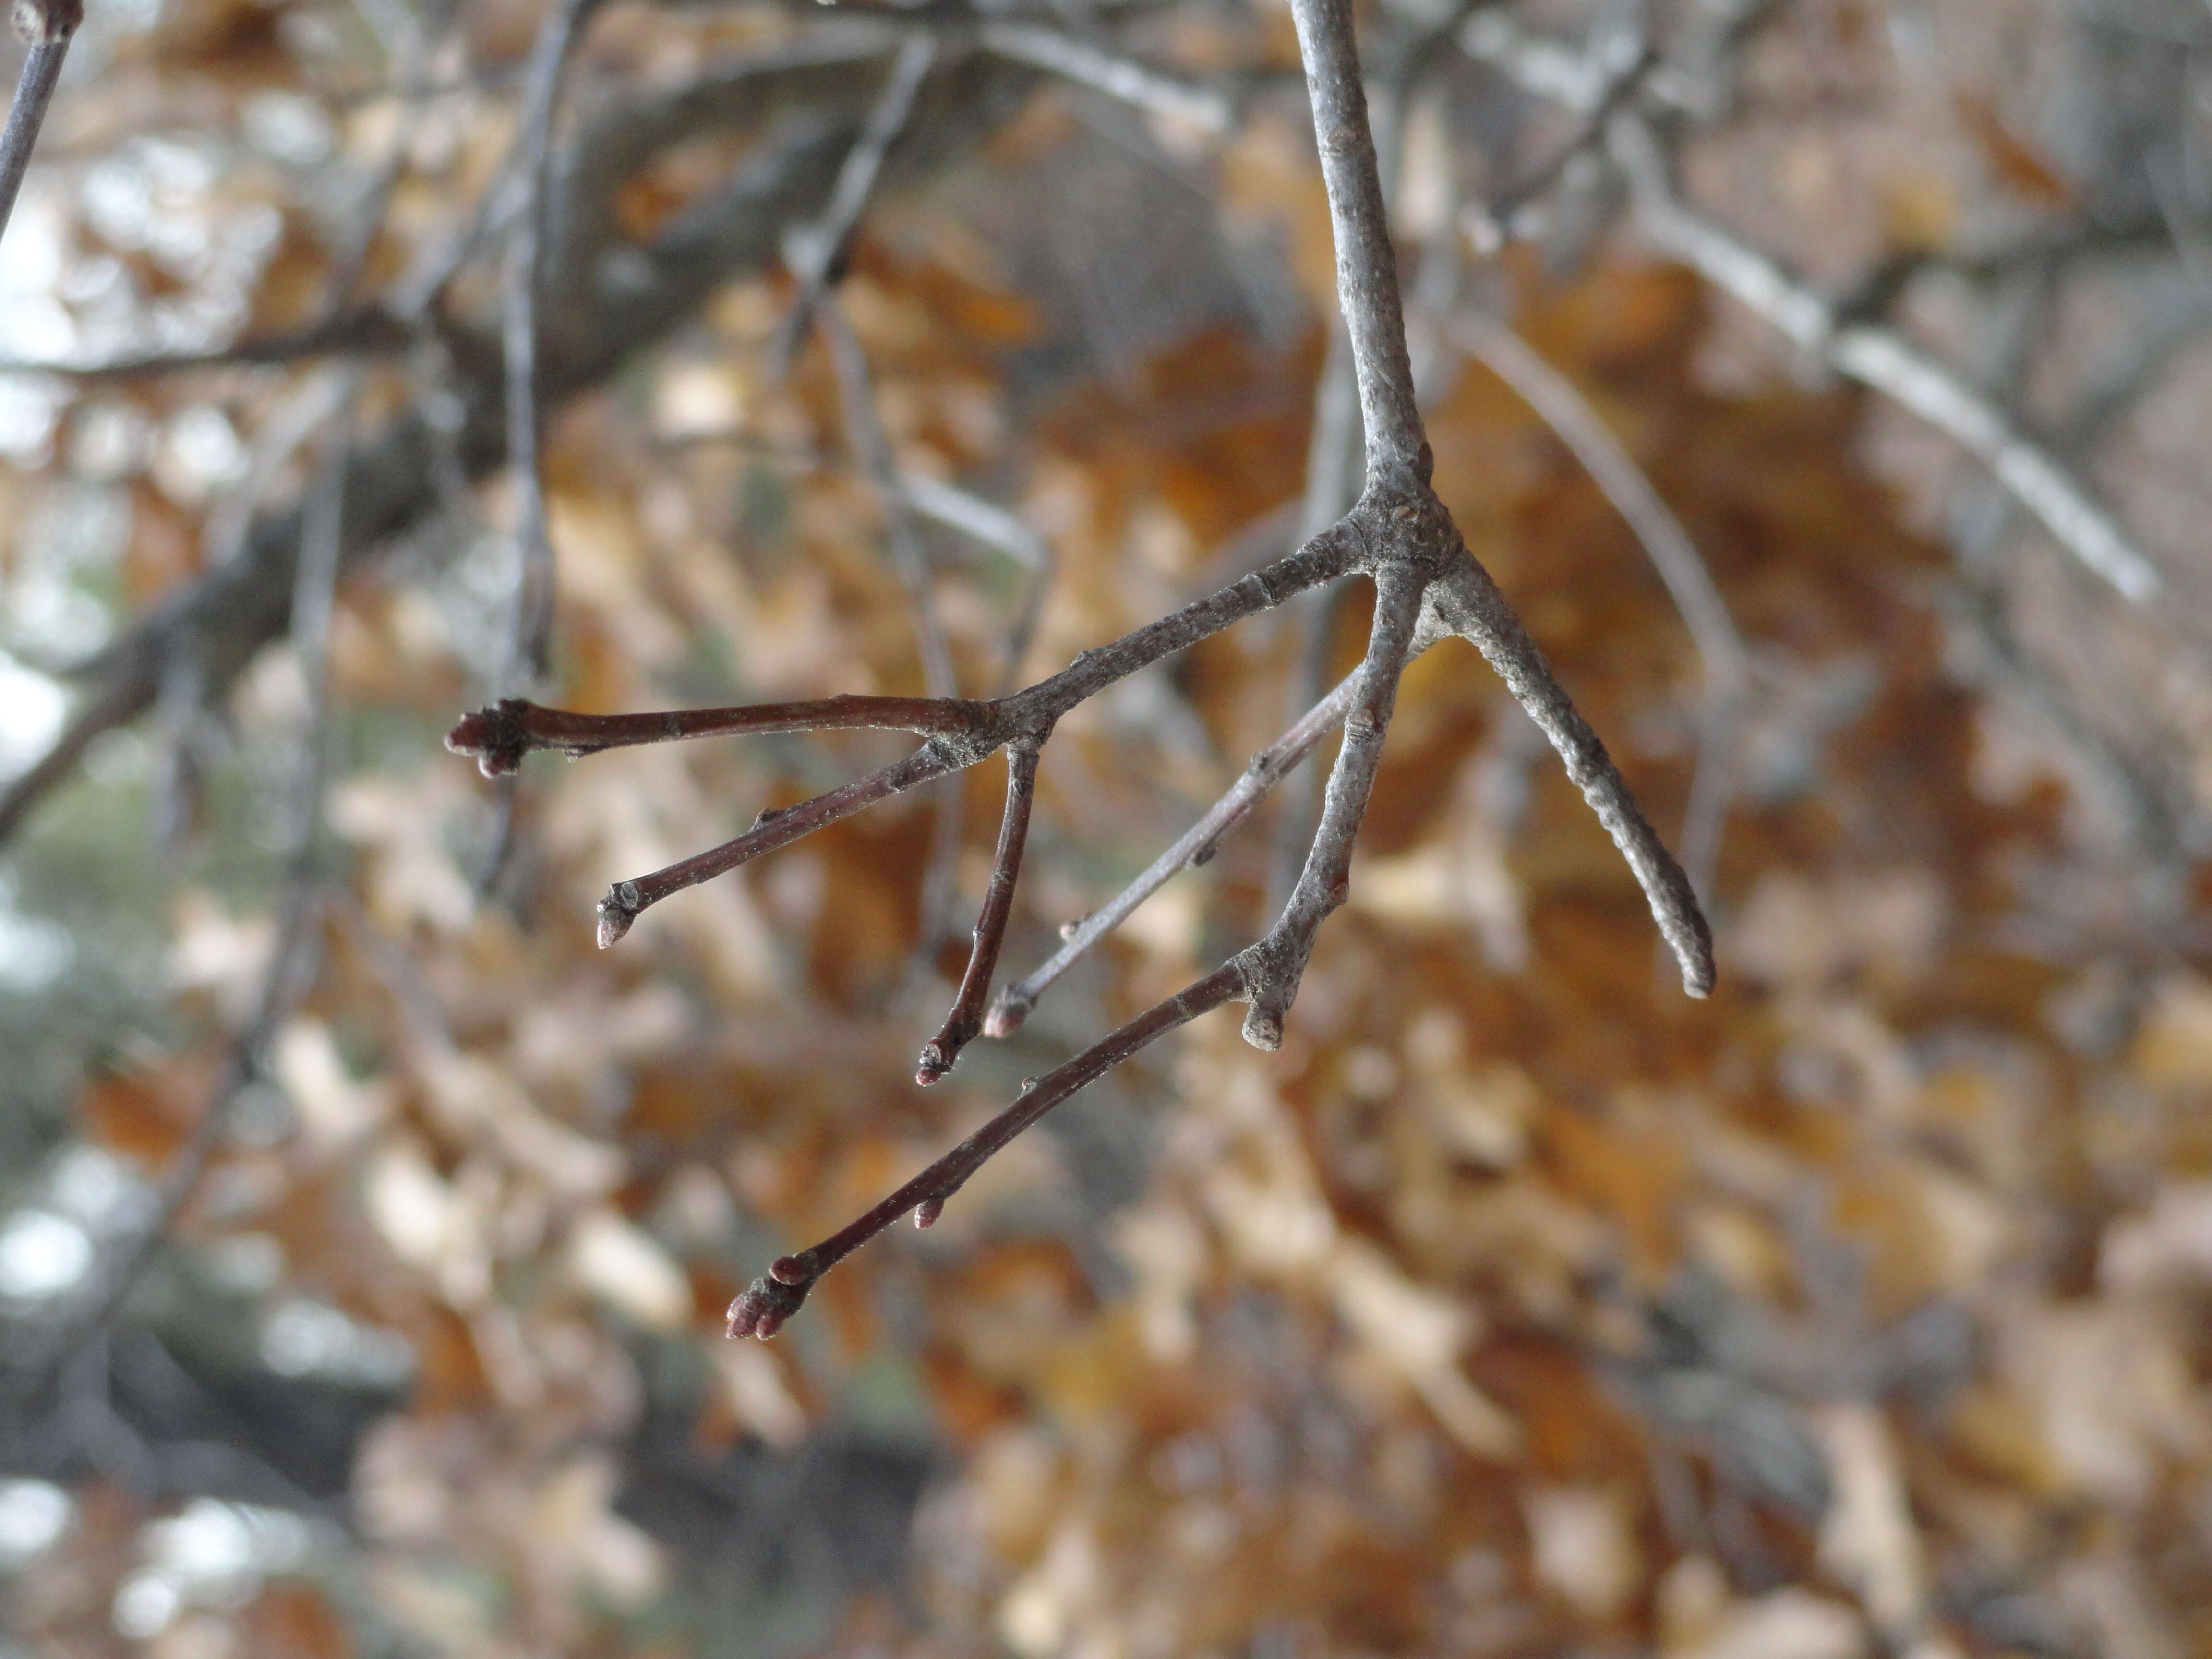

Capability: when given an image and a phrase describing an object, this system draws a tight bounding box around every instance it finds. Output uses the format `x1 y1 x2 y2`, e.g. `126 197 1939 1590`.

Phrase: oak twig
917 741 1041 1084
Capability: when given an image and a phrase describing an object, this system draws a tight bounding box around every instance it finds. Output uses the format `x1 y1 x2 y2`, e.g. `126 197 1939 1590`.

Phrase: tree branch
917 740 1041 1084
769 31 935 375
0 0 77 247
445 693 986 776
1605 114 2160 603
1454 310 1745 909
726 960 1246 1339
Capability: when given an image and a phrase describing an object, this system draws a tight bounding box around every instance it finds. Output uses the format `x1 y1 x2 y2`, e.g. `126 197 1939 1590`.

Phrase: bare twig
1238 563 1427 1047
0 0 78 248
818 291 966 962
503 0 606 688
975 21 1234 136
1424 552 1714 995
917 740 1041 1083
727 961 1247 1338
446 693 986 776
451 0 1711 1342
988 668 1361 1038
769 32 935 377
1606 114 2161 603
1454 310 1746 906
898 474 1057 692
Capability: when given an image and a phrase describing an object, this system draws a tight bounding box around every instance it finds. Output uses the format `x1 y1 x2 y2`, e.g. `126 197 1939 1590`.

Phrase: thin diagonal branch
975 21 1234 135
1465 40 1656 253
1607 113 2160 603
0 0 77 248
917 740 1041 1084
1454 310 1746 906
1425 553 1714 995
988 666 1360 1038
727 961 1246 1338
594 739 960 948
769 31 935 376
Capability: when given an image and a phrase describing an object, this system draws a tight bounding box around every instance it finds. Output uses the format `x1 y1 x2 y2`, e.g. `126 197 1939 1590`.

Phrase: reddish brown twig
917 740 1042 1084
444 693 986 777
727 961 1246 1338
594 740 962 948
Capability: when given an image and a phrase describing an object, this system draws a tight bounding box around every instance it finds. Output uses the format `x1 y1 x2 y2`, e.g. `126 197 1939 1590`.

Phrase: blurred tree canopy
5 0 2212 1656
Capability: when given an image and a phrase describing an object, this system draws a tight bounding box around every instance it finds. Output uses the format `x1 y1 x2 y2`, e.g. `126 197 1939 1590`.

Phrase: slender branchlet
0 0 79 248
918 740 1043 1085
445 694 988 777
1239 560 1428 1049
727 961 1246 1339
770 31 936 376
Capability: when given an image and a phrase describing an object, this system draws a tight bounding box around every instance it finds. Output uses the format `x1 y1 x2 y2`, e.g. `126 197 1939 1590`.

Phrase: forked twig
452 0 1713 1344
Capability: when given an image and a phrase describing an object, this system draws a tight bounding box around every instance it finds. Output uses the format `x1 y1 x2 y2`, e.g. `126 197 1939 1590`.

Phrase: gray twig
1454 310 1745 908
976 21 1234 135
1606 114 2160 603
503 0 606 689
769 31 935 377
0 0 77 248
